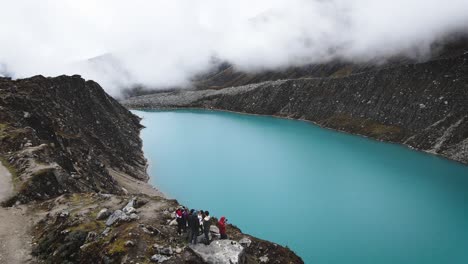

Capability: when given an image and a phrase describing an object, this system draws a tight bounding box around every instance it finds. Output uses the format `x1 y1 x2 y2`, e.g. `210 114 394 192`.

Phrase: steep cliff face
0 75 147 204
122 54 468 164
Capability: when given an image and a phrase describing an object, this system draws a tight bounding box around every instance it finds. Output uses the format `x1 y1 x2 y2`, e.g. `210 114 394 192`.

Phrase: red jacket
176 209 183 218
218 216 226 234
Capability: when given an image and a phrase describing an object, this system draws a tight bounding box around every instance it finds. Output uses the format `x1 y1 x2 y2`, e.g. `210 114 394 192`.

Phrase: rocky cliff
0 75 147 204
0 75 303 264
122 53 468 165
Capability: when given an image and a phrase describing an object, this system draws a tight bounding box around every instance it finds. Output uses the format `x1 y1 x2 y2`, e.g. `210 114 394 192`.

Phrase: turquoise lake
133 109 468 264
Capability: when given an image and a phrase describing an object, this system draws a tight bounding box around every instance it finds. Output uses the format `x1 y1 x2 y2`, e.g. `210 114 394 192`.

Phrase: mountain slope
122 53 468 165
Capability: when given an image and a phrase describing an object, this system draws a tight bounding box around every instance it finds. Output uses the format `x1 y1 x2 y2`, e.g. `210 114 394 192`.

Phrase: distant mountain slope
122 36 468 98
122 51 468 165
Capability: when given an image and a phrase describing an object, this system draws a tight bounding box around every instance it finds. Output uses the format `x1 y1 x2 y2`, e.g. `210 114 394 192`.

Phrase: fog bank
1 0 467 96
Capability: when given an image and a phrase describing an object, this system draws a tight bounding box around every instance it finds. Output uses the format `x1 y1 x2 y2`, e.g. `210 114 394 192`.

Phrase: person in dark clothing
203 211 211 245
218 216 228 239
181 207 188 233
175 208 183 235
189 210 200 244
187 209 194 242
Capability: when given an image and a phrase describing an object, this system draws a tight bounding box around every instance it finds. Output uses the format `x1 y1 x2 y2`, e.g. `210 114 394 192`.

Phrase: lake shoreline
131 107 468 168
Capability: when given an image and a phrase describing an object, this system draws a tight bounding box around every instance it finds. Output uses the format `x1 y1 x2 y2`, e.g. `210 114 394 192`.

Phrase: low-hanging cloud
1 0 468 96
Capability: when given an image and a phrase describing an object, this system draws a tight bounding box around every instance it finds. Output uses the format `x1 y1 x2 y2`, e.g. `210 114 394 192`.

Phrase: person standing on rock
182 207 188 233
203 211 211 245
218 216 228 239
187 209 194 242
189 210 200 244
198 210 205 234
175 207 183 235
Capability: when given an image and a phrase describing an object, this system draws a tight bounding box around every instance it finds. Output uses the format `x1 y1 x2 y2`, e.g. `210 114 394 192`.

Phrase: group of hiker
175 207 228 245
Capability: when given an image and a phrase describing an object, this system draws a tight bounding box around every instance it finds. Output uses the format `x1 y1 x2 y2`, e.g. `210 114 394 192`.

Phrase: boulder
122 198 135 212
96 208 111 220
190 240 245 264
210 225 220 234
259 255 269 263
123 206 136 214
238 237 252 248
144 225 161 235
105 210 129 226
159 246 173 256
150 254 171 263
168 219 177 226
129 213 140 220
134 198 148 208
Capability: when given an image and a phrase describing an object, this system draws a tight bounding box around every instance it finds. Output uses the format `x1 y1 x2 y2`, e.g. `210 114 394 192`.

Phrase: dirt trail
0 161 33 264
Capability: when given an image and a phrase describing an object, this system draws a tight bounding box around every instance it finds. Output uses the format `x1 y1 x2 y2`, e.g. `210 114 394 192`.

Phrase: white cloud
1 0 467 96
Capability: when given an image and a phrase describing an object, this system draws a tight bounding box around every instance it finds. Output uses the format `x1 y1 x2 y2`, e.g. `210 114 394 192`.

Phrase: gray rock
141 227 153 234
58 210 70 218
168 219 177 226
125 240 135 247
158 246 173 256
150 254 171 263
123 206 136 214
152 243 162 249
190 240 245 264
259 255 269 263
129 213 140 220
238 237 252 248
96 208 111 220
122 198 135 211
175 247 182 254
85 232 97 243
102 227 111 236
210 225 220 234
105 210 129 226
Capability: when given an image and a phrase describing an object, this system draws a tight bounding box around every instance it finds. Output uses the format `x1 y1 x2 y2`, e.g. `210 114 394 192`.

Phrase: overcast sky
1 0 468 96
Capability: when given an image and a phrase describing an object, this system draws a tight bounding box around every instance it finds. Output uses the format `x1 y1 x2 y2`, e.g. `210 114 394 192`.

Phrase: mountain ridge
122 52 468 165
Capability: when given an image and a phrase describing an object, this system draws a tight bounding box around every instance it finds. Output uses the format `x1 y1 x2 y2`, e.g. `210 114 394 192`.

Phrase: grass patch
0 123 8 139
105 223 134 256
323 114 402 139
0 123 29 141
0 156 21 188
331 66 353 78
107 238 128 255
69 220 105 232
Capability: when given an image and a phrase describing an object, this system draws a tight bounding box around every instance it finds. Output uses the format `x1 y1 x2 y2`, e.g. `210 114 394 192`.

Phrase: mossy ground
323 114 403 140
0 155 20 189
331 66 354 77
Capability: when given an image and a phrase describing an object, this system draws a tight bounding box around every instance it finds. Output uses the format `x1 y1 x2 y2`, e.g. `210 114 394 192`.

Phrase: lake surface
134 109 468 264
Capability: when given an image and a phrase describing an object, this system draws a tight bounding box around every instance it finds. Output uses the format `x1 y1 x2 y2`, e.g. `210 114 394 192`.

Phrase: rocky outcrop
122 53 468 165
0 75 147 204
190 240 245 264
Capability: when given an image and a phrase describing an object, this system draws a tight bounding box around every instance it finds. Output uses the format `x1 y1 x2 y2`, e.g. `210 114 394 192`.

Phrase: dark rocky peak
0 75 147 204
